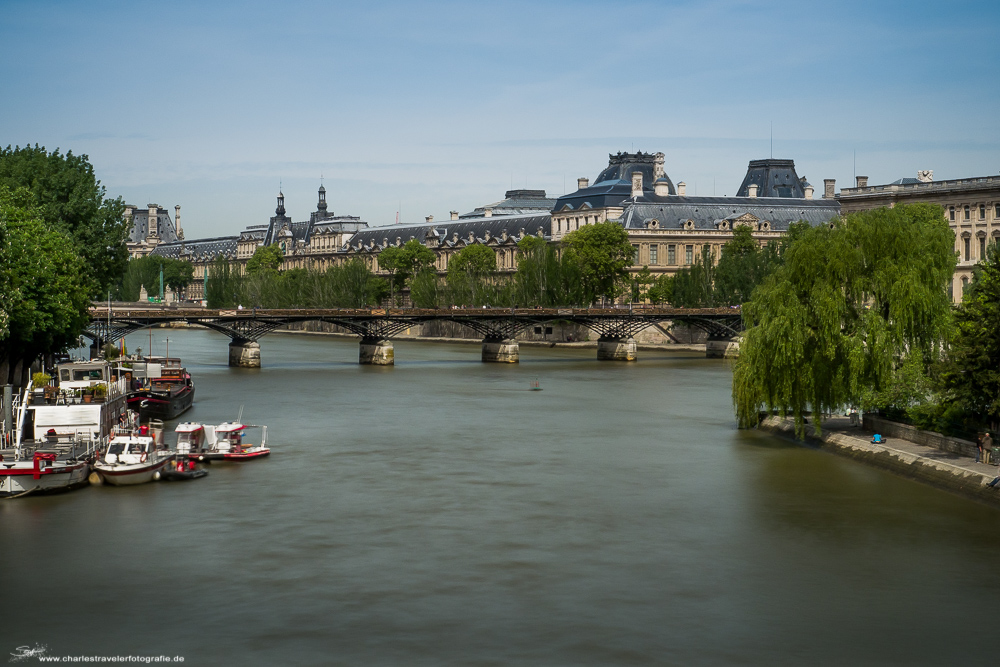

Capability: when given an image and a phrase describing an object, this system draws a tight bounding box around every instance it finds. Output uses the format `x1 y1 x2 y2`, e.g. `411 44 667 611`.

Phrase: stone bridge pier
596 336 637 361
706 336 740 359
359 337 394 365
481 337 519 363
228 340 261 368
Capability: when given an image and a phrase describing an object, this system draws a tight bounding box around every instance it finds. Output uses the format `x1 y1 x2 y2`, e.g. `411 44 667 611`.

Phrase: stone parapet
863 415 978 459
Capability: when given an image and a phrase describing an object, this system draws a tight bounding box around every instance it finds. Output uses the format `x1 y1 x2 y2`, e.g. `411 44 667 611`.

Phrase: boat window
73 369 104 381
108 443 125 455
129 442 145 454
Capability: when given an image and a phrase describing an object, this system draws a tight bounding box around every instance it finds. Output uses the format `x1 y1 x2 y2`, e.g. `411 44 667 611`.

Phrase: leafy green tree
561 221 634 304
0 187 91 387
331 258 388 308
713 226 784 306
937 241 1000 431
671 246 716 307
646 274 673 305
116 255 194 301
246 244 284 276
630 266 654 302
205 256 240 308
732 204 956 437
379 240 436 304
0 145 128 296
447 244 497 305
410 267 444 308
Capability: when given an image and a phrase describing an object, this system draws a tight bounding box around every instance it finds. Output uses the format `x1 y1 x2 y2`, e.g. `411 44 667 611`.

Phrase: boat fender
140 451 148 463
88 472 102 486
152 471 160 482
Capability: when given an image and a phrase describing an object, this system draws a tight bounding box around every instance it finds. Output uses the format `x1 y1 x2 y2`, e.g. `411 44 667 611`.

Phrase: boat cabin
56 361 112 390
174 423 217 454
214 423 246 453
104 435 155 465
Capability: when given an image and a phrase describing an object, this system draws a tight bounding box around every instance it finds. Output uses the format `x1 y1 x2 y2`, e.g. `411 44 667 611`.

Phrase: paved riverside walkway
759 415 1000 507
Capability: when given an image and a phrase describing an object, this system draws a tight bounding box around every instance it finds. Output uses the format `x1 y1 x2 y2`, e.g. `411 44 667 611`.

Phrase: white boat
93 434 173 486
175 421 270 462
0 363 126 498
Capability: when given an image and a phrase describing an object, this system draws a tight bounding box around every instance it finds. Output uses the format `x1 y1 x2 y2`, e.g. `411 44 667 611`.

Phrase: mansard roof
127 206 181 245
460 189 557 218
553 151 676 212
149 236 238 261
621 196 840 231
345 213 550 252
735 159 810 198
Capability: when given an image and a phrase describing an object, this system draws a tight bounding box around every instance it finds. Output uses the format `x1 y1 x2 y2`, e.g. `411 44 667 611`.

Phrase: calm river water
4 329 1000 665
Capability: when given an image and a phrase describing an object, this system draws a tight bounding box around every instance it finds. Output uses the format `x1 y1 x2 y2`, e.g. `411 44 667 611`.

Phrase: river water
4 329 1000 665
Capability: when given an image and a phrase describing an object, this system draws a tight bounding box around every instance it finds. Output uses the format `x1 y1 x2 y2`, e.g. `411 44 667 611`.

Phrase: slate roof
149 236 239 261
621 196 840 231
127 207 180 245
460 189 557 218
735 159 810 198
345 213 550 252
553 152 676 212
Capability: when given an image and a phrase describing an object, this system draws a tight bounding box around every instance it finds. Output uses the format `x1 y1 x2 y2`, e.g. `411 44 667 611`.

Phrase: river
3 329 1000 665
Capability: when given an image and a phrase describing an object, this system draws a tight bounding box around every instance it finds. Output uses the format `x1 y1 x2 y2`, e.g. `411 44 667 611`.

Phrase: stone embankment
758 415 1000 508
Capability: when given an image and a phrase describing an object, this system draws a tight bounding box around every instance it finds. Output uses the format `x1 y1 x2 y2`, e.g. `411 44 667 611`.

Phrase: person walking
983 432 993 466
977 433 984 464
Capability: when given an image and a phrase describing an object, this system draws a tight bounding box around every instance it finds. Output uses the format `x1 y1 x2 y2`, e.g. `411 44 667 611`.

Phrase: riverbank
270 327 709 353
759 415 1000 508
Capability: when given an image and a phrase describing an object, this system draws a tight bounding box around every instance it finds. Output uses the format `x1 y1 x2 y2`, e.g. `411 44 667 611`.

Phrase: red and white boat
0 449 92 498
175 421 269 462
93 434 173 486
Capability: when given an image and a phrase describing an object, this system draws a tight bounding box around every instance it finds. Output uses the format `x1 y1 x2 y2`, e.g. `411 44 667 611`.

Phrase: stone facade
838 172 1000 302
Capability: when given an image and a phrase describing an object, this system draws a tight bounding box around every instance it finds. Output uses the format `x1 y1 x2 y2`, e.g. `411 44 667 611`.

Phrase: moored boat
126 357 195 421
174 420 269 462
160 458 208 481
93 434 173 486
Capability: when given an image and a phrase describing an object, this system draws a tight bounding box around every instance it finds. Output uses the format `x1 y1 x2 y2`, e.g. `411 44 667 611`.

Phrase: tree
732 204 956 437
937 241 1000 431
379 240 436 304
0 187 91 387
447 244 497 306
116 255 194 301
0 145 128 296
630 266 654 302
246 244 284 276
713 225 783 306
205 256 240 308
561 221 634 304
671 246 716 307
646 274 673 305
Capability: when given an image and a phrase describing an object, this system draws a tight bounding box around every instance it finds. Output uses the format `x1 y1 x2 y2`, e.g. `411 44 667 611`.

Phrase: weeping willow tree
732 203 956 437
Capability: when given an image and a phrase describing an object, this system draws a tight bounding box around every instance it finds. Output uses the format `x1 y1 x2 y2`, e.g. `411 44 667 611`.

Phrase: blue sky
2 0 998 237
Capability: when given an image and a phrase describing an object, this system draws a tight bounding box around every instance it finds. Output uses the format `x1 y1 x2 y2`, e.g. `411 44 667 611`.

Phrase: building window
981 205 987 220
962 275 969 297
650 245 658 265
965 205 971 220
964 236 971 261
980 236 987 260
632 244 640 265
995 204 1000 219
667 244 676 265
685 245 693 265
950 206 955 221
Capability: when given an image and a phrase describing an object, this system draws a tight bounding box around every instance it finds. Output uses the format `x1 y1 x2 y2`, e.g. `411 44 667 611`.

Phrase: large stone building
838 171 1000 301
134 155 841 303
125 203 183 258
552 152 840 278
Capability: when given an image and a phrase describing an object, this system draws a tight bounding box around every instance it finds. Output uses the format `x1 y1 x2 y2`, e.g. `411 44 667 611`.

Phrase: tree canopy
117 255 195 301
561 222 634 303
246 244 284 276
0 186 92 386
0 145 128 296
379 240 436 303
732 204 956 437
937 242 1000 431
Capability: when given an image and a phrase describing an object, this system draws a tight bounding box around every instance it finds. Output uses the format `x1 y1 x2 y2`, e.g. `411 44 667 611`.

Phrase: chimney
425 215 434 223
654 152 665 179
484 207 493 218
823 179 836 199
577 177 589 190
450 210 459 220
856 176 868 188
654 179 670 197
174 205 183 239
748 184 758 198
631 171 643 198
804 185 814 200
677 181 686 196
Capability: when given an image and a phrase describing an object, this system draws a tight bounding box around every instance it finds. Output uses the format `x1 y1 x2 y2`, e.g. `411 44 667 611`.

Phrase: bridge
85 306 743 367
